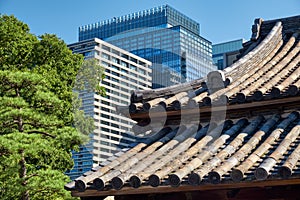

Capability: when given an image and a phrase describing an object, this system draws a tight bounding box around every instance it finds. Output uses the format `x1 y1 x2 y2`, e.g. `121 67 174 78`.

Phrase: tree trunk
19 149 29 200
16 87 24 132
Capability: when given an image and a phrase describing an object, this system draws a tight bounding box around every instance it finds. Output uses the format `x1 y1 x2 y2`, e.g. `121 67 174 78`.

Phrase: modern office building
78 5 216 88
66 38 152 179
212 39 244 70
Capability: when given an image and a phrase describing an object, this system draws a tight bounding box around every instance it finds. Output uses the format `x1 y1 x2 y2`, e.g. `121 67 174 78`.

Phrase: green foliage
0 71 64 134
31 34 83 125
28 170 75 200
74 58 106 96
0 15 38 71
73 109 95 138
0 14 100 199
0 145 75 200
72 58 107 143
71 92 95 139
0 70 79 199
71 58 106 139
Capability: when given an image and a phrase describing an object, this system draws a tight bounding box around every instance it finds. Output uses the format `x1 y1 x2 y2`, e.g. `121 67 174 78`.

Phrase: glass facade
66 136 93 180
79 5 199 41
212 39 244 70
66 38 152 179
79 5 215 88
66 92 94 180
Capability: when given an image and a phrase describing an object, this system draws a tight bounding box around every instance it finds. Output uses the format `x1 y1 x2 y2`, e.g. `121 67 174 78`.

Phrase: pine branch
0 149 10 157
1 120 18 128
0 85 17 94
22 121 63 129
25 173 39 180
26 130 56 138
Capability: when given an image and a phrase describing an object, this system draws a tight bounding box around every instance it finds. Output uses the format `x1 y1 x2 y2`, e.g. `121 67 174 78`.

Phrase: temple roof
65 15 300 198
66 112 300 197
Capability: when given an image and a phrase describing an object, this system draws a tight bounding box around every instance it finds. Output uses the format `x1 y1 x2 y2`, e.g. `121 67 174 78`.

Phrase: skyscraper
79 5 216 88
212 39 244 70
66 38 152 179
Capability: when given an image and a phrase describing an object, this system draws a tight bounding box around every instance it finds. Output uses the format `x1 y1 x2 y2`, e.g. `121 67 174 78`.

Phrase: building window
120 61 128 68
100 141 109 146
101 113 110 119
100 148 109 153
101 127 110 132
101 53 109 60
112 57 119 64
111 136 119 141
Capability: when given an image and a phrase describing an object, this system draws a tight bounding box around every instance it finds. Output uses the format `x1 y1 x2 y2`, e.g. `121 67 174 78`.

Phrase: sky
1 0 299 45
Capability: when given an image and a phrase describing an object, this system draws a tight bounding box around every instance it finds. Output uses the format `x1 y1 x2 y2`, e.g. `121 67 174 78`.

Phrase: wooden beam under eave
128 96 300 123
71 177 300 197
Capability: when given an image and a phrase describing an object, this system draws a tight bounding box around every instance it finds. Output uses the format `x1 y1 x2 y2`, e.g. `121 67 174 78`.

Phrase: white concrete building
67 38 151 177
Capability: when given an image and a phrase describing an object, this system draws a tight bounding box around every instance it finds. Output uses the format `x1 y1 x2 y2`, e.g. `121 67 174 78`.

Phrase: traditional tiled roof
65 15 300 198
66 112 300 196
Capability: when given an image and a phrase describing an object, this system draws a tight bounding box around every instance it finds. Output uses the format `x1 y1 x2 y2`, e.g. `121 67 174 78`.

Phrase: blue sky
1 0 299 44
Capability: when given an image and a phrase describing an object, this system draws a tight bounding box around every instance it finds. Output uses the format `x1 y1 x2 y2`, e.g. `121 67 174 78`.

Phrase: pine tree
0 15 103 199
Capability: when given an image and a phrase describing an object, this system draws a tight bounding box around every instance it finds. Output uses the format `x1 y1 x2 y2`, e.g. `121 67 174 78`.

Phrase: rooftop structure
79 5 200 40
